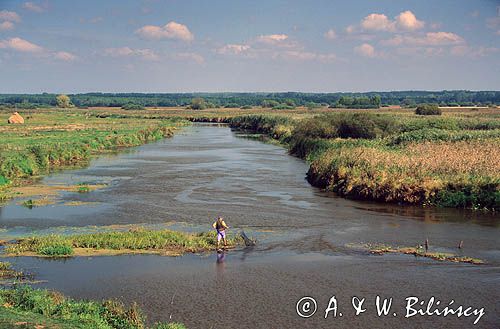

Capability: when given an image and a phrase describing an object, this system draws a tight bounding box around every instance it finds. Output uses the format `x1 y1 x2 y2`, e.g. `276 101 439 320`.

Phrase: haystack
7 112 24 124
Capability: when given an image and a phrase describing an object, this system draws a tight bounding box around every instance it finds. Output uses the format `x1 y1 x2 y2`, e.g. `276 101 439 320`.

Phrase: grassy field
0 286 185 329
0 108 188 201
4 228 242 257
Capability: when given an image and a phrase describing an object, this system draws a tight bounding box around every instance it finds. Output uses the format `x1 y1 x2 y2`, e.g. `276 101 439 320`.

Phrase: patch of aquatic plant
21 199 35 209
0 285 186 328
20 197 55 208
367 244 484 265
77 184 91 193
6 229 242 256
0 261 25 280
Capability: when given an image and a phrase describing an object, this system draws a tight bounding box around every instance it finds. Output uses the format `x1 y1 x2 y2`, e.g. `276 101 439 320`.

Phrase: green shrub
337 114 377 139
415 104 441 115
121 103 146 111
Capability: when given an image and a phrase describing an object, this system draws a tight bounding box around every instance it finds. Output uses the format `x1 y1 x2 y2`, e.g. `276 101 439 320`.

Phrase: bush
337 114 377 139
292 113 397 140
121 103 145 111
415 104 441 115
189 97 206 110
240 105 252 109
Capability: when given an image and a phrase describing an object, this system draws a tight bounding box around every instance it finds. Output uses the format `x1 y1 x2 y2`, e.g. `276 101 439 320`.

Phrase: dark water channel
1 124 499 328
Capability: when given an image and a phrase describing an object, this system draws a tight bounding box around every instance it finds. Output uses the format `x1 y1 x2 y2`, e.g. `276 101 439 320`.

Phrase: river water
1 124 499 328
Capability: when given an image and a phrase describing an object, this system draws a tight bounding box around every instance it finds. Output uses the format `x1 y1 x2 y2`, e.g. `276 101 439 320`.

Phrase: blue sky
0 0 499 93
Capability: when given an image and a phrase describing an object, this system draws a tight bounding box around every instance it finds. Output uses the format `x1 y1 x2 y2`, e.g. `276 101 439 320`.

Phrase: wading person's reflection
216 250 226 277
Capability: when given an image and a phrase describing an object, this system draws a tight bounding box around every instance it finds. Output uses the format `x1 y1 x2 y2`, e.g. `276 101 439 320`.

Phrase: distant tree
189 97 207 110
121 103 145 110
415 104 442 115
56 94 73 108
284 99 296 107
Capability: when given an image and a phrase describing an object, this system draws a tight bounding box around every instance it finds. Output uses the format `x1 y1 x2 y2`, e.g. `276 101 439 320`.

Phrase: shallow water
1 124 499 328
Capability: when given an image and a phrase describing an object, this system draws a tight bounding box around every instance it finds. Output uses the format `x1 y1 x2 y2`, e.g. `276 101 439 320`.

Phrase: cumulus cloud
0 37 43 52
361 13 394 32
103 47 160 61
54 51 77 61
396 11 425 31
358 10 424 33
0 10 21 23
354 43 376 57
381 32 464 46
0 21 14 31
135 21 194 41
324 29 337 40
216 44 251 55
23 2 47 13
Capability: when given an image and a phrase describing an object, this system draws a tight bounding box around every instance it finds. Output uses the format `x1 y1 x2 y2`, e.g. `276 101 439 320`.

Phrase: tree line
0 91 498 109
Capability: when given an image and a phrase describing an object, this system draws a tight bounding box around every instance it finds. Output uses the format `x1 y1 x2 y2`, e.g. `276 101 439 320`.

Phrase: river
1 124 499 328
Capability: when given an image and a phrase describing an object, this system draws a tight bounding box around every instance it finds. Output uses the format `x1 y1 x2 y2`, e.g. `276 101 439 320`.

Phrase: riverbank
227 110 500 210
0 108 188 202
0 286 185 329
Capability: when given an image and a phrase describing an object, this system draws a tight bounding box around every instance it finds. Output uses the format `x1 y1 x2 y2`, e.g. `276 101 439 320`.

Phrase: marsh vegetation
229 108 500 210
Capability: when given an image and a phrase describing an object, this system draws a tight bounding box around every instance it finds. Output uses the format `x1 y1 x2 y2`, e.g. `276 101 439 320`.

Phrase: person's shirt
213 219 228 231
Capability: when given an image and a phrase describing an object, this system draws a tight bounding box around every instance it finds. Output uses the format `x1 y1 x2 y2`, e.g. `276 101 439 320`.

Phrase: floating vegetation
364 243 484 265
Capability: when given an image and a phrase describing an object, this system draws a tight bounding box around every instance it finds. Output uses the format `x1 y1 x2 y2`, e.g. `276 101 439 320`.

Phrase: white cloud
354 43 376 57
256 34 288 44
324 29 337 40
0 21 14 31
216 44 251 55
382 32 465 46
275 50 336 63
54 51 77 61
358 10 424 33
361 13 395 32
395 10 424 31
0 37 43 52
23 2 46 13
103 47 160 61
135 21 194 41
0 10 21 23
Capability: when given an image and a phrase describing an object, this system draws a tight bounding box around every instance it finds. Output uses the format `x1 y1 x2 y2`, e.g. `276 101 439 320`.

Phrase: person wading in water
212 216 229 251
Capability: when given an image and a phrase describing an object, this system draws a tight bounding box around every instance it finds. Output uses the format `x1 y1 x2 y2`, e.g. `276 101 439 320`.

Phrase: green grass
0 286 186 329
0 109 186 191
5 229 242 256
